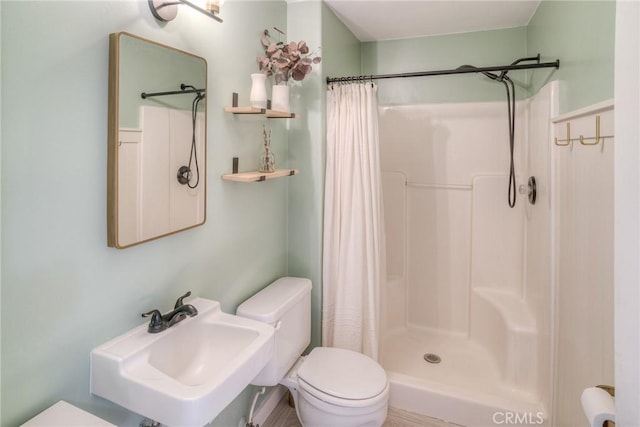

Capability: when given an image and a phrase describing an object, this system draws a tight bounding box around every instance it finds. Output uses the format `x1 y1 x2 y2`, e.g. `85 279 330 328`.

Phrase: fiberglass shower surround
327 54 559 208
377 82 559 427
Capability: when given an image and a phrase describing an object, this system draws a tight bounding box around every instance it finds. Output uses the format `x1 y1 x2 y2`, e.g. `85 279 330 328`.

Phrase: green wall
1 1 289 425
286 0 324 351
322 3 362 85
527 0 615 114
0 0 3 415
286 0 362 350
361 27 529 105
361 0 615 113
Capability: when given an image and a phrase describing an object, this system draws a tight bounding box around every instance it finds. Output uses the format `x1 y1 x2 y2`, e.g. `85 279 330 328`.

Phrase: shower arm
497 54 541 81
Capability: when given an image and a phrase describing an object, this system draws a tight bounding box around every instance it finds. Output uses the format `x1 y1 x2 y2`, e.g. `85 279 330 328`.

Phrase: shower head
496 54 541 82
457 55 541 84
484 71 501 81
456 65 501 82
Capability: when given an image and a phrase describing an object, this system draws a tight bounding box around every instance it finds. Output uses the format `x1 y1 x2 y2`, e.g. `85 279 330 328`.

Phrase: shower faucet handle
174 291 192 309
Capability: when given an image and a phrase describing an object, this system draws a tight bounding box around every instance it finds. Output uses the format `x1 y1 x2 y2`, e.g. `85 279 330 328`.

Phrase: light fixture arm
179 0 223 22
148 0 223 23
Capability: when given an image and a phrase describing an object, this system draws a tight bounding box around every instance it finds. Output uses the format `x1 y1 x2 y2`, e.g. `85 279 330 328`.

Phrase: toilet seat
296 347 388 408
298 377 390 409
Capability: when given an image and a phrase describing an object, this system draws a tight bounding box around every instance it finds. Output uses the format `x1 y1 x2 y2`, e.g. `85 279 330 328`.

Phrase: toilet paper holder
596 385 615 427
596 385 615 397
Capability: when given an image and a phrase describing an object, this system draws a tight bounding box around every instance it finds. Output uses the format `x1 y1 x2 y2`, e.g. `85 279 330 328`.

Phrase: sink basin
90 297 274 426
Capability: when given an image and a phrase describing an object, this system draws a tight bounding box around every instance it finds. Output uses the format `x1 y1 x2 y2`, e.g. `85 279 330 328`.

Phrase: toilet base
283 384 389 427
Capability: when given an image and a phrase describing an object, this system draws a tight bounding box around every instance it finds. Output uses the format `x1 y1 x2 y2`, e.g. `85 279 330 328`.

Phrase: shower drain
423 353 441 364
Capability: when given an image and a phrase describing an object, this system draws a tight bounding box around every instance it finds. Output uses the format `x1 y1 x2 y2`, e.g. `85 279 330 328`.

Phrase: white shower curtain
322 83 385 360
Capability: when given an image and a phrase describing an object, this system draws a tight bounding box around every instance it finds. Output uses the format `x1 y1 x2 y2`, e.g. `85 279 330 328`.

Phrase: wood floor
261 393 461 427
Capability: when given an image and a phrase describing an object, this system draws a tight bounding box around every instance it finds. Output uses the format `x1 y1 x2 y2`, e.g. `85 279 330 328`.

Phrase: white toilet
237 277 389 427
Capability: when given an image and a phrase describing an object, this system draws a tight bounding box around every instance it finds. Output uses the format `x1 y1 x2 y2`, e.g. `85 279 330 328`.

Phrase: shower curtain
322 83 385 360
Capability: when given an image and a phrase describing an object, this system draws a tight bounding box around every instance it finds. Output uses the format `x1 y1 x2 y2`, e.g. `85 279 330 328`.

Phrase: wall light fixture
148 0 223 23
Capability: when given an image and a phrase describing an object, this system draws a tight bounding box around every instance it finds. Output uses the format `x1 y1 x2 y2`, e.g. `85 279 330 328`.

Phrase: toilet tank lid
236 277 312 324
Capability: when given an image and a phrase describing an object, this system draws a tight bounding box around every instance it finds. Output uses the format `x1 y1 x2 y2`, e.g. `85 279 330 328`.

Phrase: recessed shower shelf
224 93 296 119
222 169 299 183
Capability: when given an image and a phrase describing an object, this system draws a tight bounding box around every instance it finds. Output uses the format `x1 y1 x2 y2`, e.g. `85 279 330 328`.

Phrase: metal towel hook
555 122 571 147
580 115 601 146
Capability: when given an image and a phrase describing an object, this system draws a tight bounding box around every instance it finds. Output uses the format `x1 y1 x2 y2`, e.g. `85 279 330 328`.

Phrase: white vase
249 73 267 109
271 84 290 113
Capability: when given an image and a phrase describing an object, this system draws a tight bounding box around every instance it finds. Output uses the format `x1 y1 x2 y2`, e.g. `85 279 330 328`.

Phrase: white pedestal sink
90 297 274 426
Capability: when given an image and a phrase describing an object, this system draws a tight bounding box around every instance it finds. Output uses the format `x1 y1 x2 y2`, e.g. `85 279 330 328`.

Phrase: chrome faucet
142 291 199 333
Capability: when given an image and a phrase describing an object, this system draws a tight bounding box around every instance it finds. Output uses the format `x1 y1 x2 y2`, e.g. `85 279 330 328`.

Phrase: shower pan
378 82 558 427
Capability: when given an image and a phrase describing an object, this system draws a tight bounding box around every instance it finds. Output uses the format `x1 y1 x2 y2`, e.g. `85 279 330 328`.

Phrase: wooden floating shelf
266 110 296 119
224 106 296 119
225 92 296 118
224 106 266 114
222 169 299 183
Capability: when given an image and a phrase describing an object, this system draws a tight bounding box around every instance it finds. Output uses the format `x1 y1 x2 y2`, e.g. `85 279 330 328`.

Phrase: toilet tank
237 277 312 386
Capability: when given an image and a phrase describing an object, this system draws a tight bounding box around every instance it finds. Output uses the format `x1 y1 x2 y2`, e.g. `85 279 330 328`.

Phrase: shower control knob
528 176 537 205
177 166 192 185
518 177 537 205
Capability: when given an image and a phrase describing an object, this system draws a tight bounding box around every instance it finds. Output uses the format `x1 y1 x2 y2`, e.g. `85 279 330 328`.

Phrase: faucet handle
142 309 166 333
174 291 192 309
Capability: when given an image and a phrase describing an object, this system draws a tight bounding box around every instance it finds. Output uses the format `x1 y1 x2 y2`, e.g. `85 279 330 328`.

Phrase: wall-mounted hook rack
552 100 614 149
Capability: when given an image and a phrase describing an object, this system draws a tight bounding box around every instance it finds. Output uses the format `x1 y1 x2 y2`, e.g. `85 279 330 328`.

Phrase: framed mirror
107 32 207 248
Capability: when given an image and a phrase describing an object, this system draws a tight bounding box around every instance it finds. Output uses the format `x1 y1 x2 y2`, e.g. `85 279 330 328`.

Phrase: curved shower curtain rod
325 54 559 84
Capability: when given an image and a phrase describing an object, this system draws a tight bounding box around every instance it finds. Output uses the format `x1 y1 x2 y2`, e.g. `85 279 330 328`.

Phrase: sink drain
423 353 441 364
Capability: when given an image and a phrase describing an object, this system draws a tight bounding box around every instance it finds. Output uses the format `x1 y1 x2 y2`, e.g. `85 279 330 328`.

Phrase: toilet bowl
237 277 389 427
284 347 389 427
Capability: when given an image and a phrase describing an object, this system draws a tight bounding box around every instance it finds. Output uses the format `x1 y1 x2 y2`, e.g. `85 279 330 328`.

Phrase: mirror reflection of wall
108 32 207 248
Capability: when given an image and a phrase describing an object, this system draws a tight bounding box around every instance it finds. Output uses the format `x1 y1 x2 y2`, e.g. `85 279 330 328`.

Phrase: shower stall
378 82 558 427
